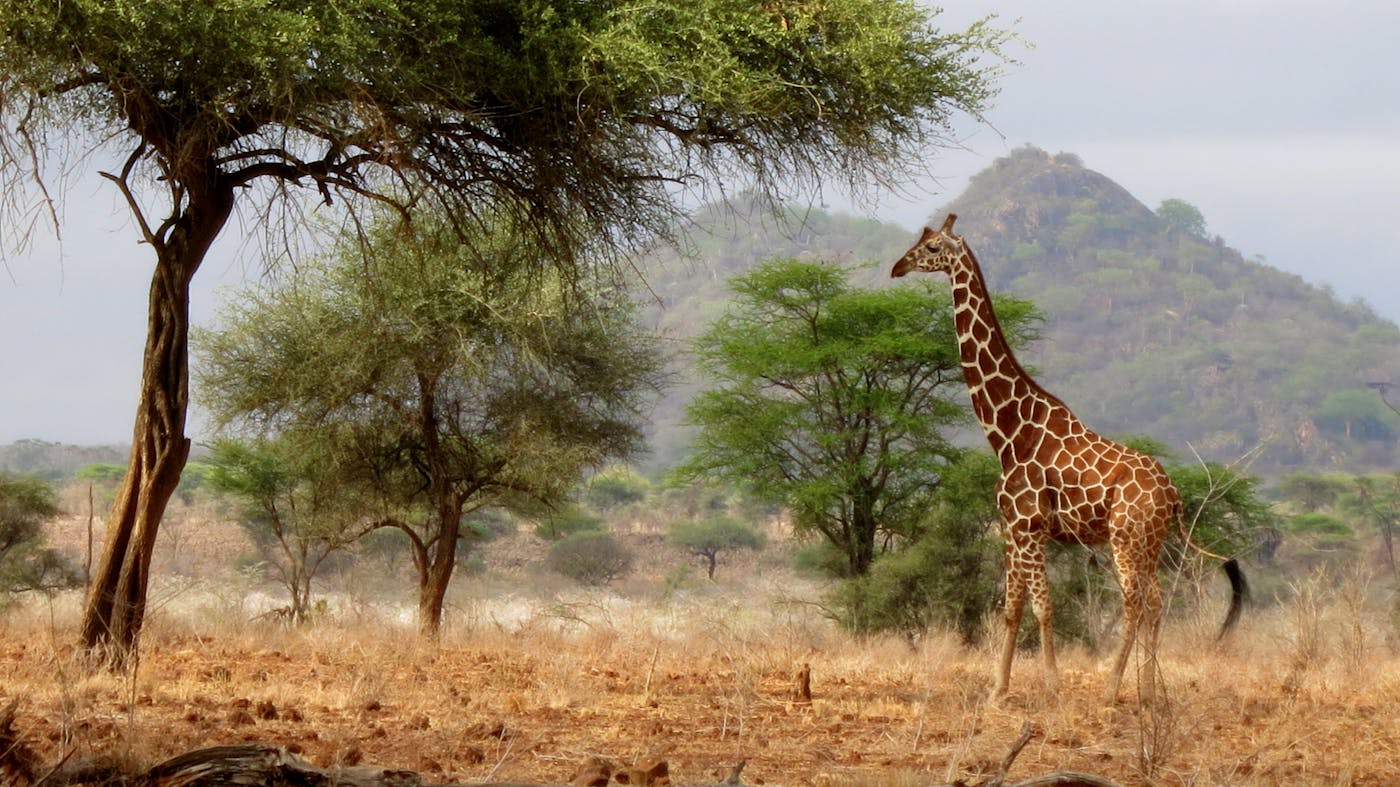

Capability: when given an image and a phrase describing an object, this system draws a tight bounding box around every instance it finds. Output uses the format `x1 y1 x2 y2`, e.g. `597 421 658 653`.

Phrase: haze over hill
641 147 1400 476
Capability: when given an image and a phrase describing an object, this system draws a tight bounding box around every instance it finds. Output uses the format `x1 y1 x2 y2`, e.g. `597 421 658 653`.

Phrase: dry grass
3 567 1399 787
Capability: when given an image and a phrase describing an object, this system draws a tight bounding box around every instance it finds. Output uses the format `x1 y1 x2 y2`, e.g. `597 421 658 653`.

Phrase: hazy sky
3 1 1399 445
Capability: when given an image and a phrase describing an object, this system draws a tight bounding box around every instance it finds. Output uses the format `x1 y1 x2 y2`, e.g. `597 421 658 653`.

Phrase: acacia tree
205 438 367 624
680 258 1038 576
197 215 666 635
0 1 1007 665
667 516 766 580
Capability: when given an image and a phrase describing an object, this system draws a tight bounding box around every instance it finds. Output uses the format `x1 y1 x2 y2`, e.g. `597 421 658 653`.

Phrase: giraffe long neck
947 250 1064 458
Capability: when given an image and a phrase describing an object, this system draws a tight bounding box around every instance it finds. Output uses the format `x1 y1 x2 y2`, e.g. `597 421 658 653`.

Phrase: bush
534 505 605 541
0 473 80 595
834 523 1000 644
585 467 651 511
546 530 633 586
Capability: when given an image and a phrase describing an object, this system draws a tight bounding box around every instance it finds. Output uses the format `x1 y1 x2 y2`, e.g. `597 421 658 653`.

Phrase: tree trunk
849 502 878 576
418 495 461 638
80 181 233 668
415 380 461 639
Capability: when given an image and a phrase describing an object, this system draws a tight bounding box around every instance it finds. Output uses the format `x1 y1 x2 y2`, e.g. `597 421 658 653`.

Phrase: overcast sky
3 1 1399 446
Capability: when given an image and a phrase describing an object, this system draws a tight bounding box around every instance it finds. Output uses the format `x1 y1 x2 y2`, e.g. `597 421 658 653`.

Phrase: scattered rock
571 754 614 786
617 756 669 786
463 720 507 740
337 744 363 767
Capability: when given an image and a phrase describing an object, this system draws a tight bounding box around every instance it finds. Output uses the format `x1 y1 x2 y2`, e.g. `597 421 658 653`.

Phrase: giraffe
891 213 1247 703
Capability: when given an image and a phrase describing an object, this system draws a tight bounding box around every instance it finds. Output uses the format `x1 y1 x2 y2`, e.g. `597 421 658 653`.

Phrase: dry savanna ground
3 512 1399 785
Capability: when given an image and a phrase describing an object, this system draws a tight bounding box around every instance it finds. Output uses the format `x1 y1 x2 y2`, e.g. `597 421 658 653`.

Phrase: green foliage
1287 512 1354 537
793 540 852 578
1 0 1010 267
667 516 766 579
546 530 633 586
177 461 214 499
680 257 1038 576
0 474 78 595
535 506 606 542
197 211 667 631
1316 389 1400 442
832 449 1001 643
1276 473 1352 512
1156 198 1208 236
1339 473 1399 573
585 467 652 512
75 463 126 483
206 437 365 623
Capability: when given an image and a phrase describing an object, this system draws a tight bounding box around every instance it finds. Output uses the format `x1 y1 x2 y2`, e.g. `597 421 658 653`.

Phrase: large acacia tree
0 1 1007 664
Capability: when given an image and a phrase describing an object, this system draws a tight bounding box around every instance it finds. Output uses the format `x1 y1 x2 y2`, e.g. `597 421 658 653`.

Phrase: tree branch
98 142 160 248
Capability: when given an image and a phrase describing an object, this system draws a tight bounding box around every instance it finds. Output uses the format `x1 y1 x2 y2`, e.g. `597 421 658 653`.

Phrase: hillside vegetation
642 147 1400 475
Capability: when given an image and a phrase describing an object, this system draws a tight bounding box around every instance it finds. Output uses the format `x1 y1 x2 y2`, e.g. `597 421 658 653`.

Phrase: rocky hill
640 147 1400 476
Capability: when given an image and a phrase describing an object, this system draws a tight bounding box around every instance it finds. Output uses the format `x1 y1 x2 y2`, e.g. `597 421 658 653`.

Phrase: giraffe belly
1048 493 1113 545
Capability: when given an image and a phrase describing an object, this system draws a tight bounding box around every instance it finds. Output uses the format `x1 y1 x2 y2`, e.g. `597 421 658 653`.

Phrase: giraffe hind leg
1104 557 1164 704
1028 567 1060 694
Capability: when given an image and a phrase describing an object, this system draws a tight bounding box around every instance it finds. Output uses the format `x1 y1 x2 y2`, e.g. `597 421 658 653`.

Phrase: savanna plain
3 507 1399 787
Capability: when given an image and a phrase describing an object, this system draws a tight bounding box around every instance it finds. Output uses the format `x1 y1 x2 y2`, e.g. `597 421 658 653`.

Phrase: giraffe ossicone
892 213 1247 704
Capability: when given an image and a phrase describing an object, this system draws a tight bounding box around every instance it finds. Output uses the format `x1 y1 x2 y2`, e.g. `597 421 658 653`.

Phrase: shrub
833 523 1000 644
546 530 633 586
0 474 80 596
534 505 605 541
585 467 651 511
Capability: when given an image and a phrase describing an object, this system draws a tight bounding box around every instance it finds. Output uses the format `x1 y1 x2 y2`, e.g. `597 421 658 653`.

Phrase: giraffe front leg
994 570 1027 701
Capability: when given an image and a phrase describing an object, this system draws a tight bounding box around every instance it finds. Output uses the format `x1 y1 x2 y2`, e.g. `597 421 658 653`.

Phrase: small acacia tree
206 438 367 624
0 0 1009 665
668 516 767 580
197 215 667 635
681 258 1037 576
1343 474 1399 575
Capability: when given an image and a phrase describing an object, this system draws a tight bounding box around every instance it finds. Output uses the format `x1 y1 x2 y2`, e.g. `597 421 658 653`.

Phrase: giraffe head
890 213 964 278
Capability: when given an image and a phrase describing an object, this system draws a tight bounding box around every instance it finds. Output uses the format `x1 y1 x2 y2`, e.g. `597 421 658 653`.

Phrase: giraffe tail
1218 557 1249 639
1178 521 1250 639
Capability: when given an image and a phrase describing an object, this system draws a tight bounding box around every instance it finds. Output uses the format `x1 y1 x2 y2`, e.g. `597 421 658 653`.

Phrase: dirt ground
8 511 1400 786
3 586 1399 787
